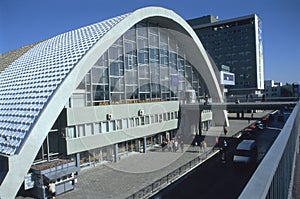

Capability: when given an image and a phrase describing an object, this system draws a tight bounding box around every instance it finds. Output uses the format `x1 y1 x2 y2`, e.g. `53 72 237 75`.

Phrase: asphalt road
152 112 290 199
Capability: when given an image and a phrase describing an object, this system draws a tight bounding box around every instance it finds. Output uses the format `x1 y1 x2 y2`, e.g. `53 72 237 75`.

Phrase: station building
0 7 226 198
188 14 264 96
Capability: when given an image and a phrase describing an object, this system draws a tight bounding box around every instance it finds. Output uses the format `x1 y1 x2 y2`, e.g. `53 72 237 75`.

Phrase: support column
143 137 147 153
46 134 50 162
158 134 163 144
114 144 119 162
76 153 81 174
135 139 139 152
198 110 202 136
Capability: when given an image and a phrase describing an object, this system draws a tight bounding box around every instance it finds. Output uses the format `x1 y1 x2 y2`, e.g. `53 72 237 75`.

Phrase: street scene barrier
125 147 219 199
239 101 300 199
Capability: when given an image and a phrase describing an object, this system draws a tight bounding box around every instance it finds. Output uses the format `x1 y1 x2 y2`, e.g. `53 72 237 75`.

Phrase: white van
233 140 257 165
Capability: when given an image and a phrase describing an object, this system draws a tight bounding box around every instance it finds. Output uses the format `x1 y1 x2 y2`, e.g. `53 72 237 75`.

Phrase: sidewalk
57 111 271 199
58 147 212 199
203 111 271 137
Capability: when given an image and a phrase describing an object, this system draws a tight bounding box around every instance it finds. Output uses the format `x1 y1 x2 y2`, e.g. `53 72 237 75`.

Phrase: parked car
233 139 257 166
255 121 264 130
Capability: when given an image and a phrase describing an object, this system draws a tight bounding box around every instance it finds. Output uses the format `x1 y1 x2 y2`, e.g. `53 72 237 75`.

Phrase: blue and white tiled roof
0 13 130 155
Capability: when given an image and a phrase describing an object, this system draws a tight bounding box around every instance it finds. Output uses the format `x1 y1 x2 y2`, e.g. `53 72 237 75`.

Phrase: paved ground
156 111 284 199
56 111 271 199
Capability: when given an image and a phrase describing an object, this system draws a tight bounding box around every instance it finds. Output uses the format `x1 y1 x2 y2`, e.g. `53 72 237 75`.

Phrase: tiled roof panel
0 13 130 155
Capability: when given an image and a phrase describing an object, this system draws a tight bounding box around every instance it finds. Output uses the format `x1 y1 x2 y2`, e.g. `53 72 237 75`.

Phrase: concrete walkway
58 147 212 199
56 111 271 199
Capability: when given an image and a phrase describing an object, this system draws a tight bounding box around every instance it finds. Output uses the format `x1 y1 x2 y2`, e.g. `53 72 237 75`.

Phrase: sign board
24 173 35 190
220 71 235 85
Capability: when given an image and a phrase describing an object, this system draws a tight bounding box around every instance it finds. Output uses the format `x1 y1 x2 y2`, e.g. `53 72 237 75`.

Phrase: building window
129 118 134 127
85 124 93 136
67 127 76 138
116 120 122 130
94 123 100 134
122 119 128 129
101 122 108 133
145 116 150 125
141 117 145 125
135 117 140 126
72 21 205 107
109 121 116 131
78 125 85 137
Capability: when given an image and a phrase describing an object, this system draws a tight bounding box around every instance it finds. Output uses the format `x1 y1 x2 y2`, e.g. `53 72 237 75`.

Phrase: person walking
48 181 56 199
174 139 178 152
180 140 184 153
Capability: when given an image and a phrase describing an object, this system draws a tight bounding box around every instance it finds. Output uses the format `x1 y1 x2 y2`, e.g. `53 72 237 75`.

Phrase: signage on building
220 71 235 85
24 173 35 190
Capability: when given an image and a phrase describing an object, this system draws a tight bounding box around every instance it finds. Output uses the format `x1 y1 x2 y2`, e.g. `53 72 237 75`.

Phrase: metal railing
125 147 219 199
239 101 300 199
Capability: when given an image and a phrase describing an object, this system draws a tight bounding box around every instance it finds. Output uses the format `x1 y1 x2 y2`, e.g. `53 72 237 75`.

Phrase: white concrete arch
0 7 226 198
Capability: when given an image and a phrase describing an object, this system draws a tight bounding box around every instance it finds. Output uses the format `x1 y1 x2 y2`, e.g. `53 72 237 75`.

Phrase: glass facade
72 21 205 108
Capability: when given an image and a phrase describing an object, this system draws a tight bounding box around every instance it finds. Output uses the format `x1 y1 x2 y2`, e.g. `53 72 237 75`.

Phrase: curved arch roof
0 7 224 156
0 13 130 155
0 7 227 198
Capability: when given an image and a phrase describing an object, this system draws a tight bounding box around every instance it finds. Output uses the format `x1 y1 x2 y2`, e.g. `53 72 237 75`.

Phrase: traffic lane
153 121 285 199
255 112 289 162
154 138 257 199
256 128 281 162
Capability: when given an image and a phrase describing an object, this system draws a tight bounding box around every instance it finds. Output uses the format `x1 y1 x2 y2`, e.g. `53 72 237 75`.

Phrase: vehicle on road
233 139 257 166
255 121 264 130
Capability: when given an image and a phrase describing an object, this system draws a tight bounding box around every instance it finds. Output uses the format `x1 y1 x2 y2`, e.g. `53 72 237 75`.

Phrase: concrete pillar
114 144 118 162
135 139 139 152
143 137 147 153
198 110 202 135
166 132 170 141
76 153 81 174
158 134 163 144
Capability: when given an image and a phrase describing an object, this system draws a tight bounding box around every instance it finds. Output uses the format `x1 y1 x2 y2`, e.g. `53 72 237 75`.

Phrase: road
152 112 290 199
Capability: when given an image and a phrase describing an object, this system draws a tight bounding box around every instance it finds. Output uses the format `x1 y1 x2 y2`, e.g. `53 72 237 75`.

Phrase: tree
281 84 293 97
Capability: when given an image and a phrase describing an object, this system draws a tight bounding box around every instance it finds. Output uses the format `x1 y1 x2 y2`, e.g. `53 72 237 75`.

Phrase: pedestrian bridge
181 101 297 112
239 101 300 199
182 100 300 198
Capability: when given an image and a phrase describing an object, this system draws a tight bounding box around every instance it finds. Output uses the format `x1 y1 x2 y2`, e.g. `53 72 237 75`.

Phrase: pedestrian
201 140 207 152
161 139 167 152
180 140 184 153
215 137 219 149
251 113 254 119
48 181 56 199
174 139 178 152
194 141 198 152
168 139 172 152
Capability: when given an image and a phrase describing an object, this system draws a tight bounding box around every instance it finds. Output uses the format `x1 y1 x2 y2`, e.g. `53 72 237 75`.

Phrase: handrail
239 101 300 199
125 147 219 199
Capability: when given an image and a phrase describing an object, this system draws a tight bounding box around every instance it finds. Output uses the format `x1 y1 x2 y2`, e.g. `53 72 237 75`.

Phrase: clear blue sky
0 0 299 84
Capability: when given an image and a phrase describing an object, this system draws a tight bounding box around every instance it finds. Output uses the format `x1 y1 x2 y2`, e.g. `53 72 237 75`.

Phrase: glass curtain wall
73 21 204 107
